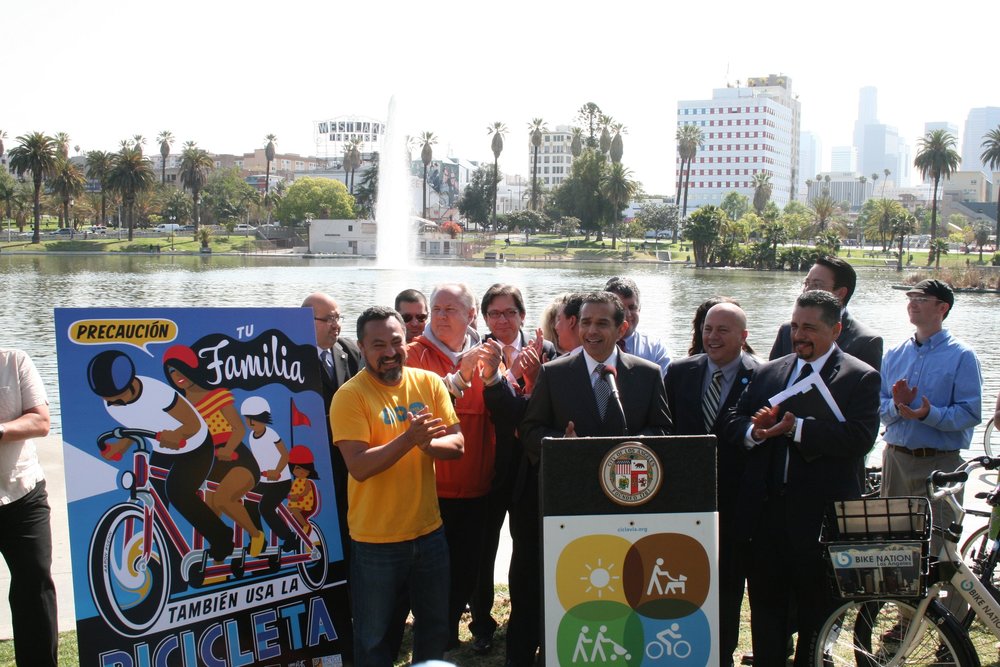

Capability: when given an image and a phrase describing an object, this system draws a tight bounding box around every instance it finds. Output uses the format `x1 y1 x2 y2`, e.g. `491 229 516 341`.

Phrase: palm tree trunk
193 192 200 231
682 164 692 218
265 161 271 201
32 179 42 244
676 157 685 207
127 198 134 242
100 193 107 227
422 165 428 219
162 161 166 186
531 145 539 211
491 158 499 231
995 189 1000 250
63 199 69 229
928 177 940 266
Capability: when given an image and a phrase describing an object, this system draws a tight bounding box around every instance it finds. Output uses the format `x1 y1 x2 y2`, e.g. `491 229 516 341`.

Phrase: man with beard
406 283 498 650
723 290 879 666
330 306 464 666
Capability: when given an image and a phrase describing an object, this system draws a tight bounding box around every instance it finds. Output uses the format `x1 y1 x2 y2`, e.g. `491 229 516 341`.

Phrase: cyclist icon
645 622 692 660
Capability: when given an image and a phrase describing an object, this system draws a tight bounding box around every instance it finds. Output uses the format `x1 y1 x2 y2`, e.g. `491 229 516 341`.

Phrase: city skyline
4 0 997 195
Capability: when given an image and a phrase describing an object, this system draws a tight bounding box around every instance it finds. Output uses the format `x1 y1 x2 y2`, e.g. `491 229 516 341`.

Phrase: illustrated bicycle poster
54 307 349 666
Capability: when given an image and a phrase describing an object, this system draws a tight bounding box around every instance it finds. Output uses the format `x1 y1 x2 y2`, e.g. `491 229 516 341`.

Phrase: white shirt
248 425 290 482
0 349 48 504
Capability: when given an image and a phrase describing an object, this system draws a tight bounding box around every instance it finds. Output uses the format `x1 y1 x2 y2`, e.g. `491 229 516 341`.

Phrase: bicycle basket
820 496 930 600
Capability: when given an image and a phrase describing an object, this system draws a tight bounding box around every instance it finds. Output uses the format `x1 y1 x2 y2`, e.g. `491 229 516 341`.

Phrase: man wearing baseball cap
879 279 983 551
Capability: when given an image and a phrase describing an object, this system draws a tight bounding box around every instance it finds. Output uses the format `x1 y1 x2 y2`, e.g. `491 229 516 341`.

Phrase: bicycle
985 418 997 457
89 427 329 636
812 455 1000 667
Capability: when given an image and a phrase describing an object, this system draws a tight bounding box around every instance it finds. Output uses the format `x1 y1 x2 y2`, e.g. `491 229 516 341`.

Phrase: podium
541 435 718 666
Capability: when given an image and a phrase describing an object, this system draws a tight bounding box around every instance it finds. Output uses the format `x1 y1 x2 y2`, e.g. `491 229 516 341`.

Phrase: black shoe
473 634 494 655
741 653 753 666
209 542 233 563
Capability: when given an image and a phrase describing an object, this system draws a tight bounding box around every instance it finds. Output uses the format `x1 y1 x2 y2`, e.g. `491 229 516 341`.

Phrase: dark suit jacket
769 310 883 371
521 351 672 464
665 352 759 511
482 331 557 492
722 347 880 550
320 338 363 409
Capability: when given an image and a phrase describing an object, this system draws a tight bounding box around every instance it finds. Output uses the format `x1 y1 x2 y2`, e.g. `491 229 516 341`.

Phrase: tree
598 114 613 157
892 212 917 271
344 139 362 194
50 158 85 229
600 162 638 249
0 130 6 164
161 187 192 227
914 129 961 264
275 177 354 223
53 132 70 159
157 131 174 185
720 191 750 224
865 198 906 251
418 131 436 219
107 146 155 241
751 172 773 215
761 220 788 269
684 205 724 267
179 143 214 230
570 127 583 158
354 152 379 219
457 166 499 229
609 123 625 164
8 132 59 243
488 122 507 230
85 151 114 227
576 103 602 147
264 134 277 205
930 237 949 269
980 127 1000 245
635 203 679 249
676 124 704 218
504 209 547 242
550 148 612 241
202 168 258 226
810 192 838 232
132 135 146 154
528 118 547 211
0 169 18 223
973 219 992 263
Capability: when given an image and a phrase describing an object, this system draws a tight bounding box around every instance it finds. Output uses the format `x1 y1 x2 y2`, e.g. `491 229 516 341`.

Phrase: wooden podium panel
540 435 718 666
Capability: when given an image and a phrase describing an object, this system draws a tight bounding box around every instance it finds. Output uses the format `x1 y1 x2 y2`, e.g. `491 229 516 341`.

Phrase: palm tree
264 134 277 203
676 124 704 219
418 131 436 220
0 130 7 165
8 132 59 243
882 168 891 198
85 151 114 226
344 140 362 194
914 129 961 265
892 213 917 271
930 237 949 269
751 172 773 215
609 123 625 164
157 131 174 185
132 135 146 154
810 192 838 232
598 115 614 156
600 162 638 250
106 146 155 241
528 118 547 211
980 127 1000 244
488 122 507 231
858 175 867 208
178 143 214 231
53 132 71 159
50 159 85 229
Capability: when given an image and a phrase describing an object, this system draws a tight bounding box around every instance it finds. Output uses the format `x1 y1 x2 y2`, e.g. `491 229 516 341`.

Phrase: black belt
888 444 946 458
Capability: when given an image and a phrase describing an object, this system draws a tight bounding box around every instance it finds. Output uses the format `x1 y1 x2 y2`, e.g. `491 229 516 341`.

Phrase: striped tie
702 369 723 432
594 364 611 420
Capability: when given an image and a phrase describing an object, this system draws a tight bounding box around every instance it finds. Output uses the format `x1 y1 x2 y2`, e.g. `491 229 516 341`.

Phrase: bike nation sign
55 307 350 666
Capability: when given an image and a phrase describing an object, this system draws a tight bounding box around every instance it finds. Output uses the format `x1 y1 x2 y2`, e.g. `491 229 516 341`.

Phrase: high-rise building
830 146 858 173
527 124 576 189
799 131 821 199
961 107 1000 174
675 75 799 211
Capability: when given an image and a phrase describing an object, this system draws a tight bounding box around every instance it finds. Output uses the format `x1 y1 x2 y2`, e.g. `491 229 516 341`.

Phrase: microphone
601 364 628 434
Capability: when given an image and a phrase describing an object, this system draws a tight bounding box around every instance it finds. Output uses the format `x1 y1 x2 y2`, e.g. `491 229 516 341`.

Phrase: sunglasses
402 313 428 323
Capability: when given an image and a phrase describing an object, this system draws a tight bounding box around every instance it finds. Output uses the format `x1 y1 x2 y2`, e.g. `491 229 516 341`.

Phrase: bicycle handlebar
97 427 188 461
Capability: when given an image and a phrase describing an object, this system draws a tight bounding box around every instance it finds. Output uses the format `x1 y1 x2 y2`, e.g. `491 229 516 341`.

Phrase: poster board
54 307 349 666
541 436 718 666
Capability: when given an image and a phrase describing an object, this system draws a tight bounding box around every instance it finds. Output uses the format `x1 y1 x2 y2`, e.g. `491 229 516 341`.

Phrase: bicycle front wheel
985 418 997 457
812 597 979 667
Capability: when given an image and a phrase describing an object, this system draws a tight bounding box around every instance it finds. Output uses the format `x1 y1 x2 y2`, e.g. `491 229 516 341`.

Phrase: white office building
527 125 576 189
676 75 799 211
831 146 858 174
961 107 1000 175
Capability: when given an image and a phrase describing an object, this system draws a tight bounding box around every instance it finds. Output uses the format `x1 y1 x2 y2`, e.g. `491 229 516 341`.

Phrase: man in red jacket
406 282 498 650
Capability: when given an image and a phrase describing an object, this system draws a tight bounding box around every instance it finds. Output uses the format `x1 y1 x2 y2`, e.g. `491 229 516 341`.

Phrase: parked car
90 225 108 234
234 224 257 232
179 225 196 232
52 228 74 236
153 223 182 233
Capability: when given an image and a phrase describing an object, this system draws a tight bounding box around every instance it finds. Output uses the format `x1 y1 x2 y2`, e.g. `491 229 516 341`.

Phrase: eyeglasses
487 309 520 320
802 280 832 290
401 313 428 323
906 296 939 304
314 315 343 324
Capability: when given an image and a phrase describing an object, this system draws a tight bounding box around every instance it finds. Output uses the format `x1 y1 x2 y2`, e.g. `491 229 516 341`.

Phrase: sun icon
580 558 621 597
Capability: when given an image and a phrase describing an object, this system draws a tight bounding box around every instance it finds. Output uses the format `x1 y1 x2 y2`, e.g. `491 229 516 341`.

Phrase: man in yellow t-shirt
330 306 464 667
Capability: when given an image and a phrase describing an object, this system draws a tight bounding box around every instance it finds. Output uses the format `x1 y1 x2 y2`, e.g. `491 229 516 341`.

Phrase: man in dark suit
472 284 555 656
303 292 362 567
769 255 883 370
724 290 880 667
513 291 670 667
665 302 758 667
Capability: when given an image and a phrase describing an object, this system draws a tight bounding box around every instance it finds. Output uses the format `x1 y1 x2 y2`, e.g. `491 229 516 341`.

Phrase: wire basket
820 497 930 600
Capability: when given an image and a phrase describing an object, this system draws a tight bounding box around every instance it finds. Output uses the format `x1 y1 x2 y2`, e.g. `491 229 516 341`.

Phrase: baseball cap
905 279 954 309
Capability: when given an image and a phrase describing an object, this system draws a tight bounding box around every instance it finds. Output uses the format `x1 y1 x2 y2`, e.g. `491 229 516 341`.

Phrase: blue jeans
351 526 450 667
